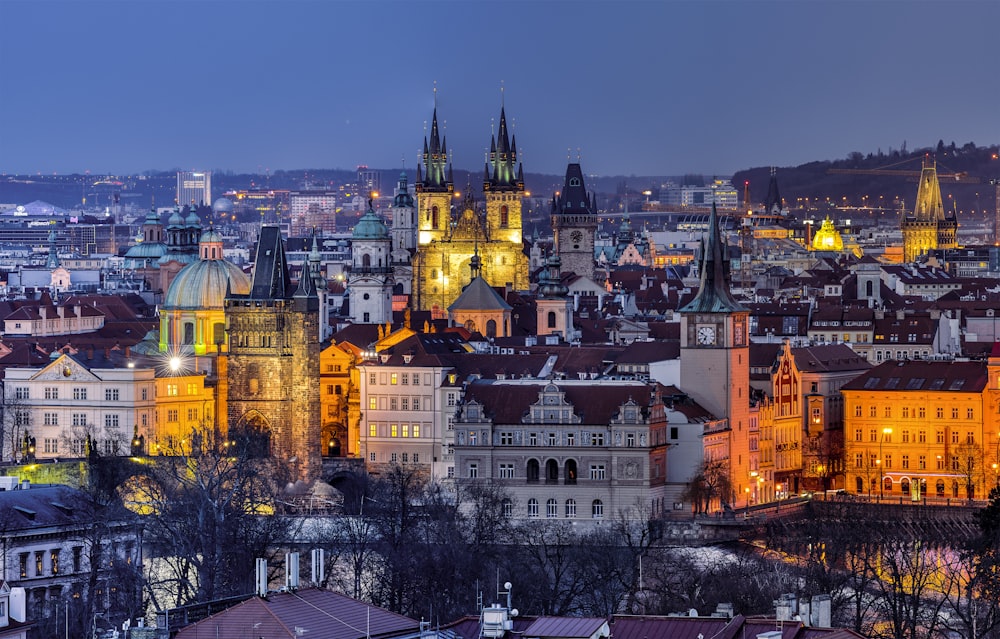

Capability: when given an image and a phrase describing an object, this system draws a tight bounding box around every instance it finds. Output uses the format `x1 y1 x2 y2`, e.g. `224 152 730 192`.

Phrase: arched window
545 459 559 484
527 498 539 518
547 311 556 329
183 322 195 345
883 477 892 493
431 205 439 229
952 480 960 498
855 476 863 493
564 459 577 484
592 499 604 519
486 319 497 338
526 459 540 483
499 205 509 227
936 480 945 497
501 499 513 518
900 478 910 495
362 253 371 268
546 499 558 518
865 280 874 297
565 499 576 518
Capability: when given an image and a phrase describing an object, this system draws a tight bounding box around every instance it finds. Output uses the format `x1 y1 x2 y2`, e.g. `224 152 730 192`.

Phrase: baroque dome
352 208 389 240
163 259 250 310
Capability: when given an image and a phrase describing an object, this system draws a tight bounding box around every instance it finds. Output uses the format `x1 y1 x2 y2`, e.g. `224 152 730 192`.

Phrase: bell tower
482 106 524 245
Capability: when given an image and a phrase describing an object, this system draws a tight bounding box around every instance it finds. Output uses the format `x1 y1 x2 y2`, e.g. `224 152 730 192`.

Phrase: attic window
885 377 900 389
905 378 924 390
949 379 966 391
14 506 36 520
929 379 945 390
863 377 880 389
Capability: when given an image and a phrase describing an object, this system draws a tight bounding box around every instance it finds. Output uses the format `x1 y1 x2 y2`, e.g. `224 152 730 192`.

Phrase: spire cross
433 81 437 107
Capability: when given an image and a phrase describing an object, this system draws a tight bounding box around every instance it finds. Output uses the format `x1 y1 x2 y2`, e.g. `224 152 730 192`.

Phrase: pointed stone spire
679 204 747 313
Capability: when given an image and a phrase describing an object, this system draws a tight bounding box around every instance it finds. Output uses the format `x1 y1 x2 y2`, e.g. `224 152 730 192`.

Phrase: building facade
176 171 211 207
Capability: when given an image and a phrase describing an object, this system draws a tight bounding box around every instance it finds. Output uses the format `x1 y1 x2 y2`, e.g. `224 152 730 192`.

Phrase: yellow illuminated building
900 158 958 263
319 342 356 458
152 372 216 455
842 358 1000 500
810 216 844 252
411 106 529 313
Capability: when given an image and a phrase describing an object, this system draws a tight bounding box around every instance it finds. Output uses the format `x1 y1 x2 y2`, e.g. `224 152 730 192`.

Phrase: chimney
810 594 832 627
775 593 796 621
9 587 26 623
286 552 300 590
798 598 811 626
255 558 268 597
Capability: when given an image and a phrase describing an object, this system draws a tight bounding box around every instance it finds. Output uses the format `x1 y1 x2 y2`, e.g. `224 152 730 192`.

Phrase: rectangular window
44 412 58 426
369 397 377 410
72 439 85 455
73 547 82 572
390 397 398 411
870 429 877 442
918 407 925 418
401 453 408 463
413 375 420 386
500 432 513 445
936 407 944 419
73 387 87 400
869 406 877 418
902 430 910 443
918 455 926 470
937 430 945 444
952 431 959 444
901 455 909 469
447 393 456 407
15 387 29 399
967 432 975 444
412 424 420 438
412 397 420 411
401 373 408 385
902 407 910 419
72 413 86 427
884 406 891 418
919 430 926 443
105 388 120 401
369 424 377 437
447 466 454 478
937 456 945 470
19 553 28 578
141 388 148 401
166 385 178 397
952 408 959 419
468 463 478 479
413 453 419 463
370 452 376 462
499 463 514 479
167 410 178 423
44 438 58 453
401 397 409 410
50 549 60 574
402 424 409 438
369 372 376 385
967 408 975 420
885 454 892 469
855 453 863 468
35 551 44 576
590 464 606 480
45 387 58 400
854 405 862 417
390 424 398 437
391 452 398 463
391 373 398 385
592 432 605 446
528 433 538 446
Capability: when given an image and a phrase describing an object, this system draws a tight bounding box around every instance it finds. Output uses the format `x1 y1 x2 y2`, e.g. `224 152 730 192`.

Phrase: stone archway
231 410 272 458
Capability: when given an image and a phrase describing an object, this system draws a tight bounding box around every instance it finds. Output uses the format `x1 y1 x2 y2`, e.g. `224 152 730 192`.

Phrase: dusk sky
2 0 998 178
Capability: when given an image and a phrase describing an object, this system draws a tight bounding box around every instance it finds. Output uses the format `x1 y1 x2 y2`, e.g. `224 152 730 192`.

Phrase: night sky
2 0 998 177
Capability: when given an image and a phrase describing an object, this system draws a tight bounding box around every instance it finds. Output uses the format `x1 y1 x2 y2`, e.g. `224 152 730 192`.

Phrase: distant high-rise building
176 171 212 207
290 189 338 236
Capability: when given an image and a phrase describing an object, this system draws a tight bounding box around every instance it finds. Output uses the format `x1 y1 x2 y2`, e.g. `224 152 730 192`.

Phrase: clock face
570 230 583 243
696 325 716 345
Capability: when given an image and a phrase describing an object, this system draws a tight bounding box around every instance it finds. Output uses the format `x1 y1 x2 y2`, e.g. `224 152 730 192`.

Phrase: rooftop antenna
577 147 582 162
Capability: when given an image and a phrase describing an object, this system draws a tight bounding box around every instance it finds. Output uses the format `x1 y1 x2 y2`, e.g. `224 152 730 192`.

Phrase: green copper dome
352 208 389 240
163 259 250 310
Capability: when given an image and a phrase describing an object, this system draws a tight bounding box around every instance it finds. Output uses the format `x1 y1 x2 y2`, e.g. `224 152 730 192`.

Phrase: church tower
901 157 957 262
415 108 454 246
225 226 321 481
535 252 574 338
483 106 524 245
552 163 597 282
411 101 529 312
349 200 393 325
389 172 416 295
679 204 751 502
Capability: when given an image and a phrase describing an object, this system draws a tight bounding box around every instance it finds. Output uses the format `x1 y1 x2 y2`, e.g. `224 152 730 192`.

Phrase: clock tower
552 163 597 283
679 204 751 503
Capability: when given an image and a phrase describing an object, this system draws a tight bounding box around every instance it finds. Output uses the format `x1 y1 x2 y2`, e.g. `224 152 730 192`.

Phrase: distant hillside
734 142 1000 216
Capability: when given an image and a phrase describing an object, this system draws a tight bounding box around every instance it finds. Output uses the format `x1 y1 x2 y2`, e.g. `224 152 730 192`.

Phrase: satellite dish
504 582 512 590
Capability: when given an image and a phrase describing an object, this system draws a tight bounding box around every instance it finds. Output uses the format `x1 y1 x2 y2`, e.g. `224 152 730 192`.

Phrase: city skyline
1 1 998 178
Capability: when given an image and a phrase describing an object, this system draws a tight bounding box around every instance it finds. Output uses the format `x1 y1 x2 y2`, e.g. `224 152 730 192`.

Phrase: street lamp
744 487 751 518
879 427 892 500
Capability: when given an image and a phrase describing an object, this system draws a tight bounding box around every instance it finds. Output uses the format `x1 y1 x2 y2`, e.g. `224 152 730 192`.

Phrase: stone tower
535 252 574 338
225 225 321 481
552 163 597 282
679 204 751 501
901 157 957 262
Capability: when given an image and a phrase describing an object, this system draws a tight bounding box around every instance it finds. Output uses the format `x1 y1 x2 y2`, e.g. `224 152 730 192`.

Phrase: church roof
448 276 512 312
352 205 389 240
163 258 251 310
679 204 747 314
553 163 595 216
906 157 947 223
